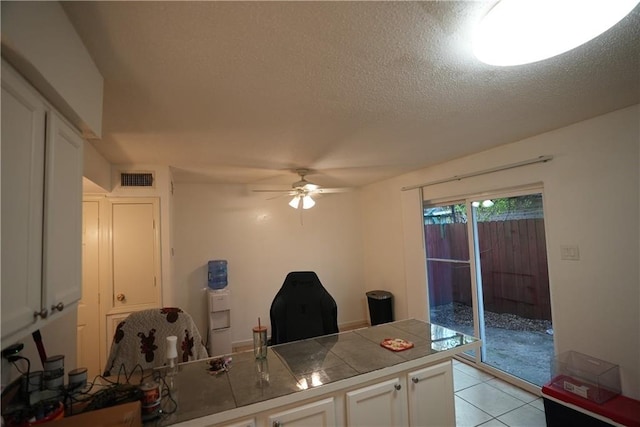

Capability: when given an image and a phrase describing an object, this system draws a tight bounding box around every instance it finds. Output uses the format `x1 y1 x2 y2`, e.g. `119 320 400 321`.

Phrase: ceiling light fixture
473 0 640 66
289 194 315 210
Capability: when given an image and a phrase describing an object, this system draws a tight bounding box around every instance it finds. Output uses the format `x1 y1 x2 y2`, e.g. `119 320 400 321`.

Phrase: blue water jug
208 260 228 289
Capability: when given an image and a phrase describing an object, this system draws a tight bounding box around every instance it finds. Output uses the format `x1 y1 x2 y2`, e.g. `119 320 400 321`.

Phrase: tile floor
453 359 547 427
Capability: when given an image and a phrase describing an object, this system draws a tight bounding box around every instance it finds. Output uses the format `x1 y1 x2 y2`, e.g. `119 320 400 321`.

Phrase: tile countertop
154 319 478 426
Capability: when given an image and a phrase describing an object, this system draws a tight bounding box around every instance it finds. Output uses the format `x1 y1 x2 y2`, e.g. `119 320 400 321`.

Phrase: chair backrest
269 271 339 345
103 308 209 376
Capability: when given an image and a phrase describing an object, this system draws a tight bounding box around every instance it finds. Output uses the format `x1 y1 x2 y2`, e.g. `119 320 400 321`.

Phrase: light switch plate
560 245 580 261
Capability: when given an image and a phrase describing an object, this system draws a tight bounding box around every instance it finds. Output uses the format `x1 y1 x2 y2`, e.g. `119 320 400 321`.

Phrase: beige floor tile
486 378 539 403
456 383 526 417
454 368 484 391
454 363 495 381
529 398 545 412
455 396 493 427
497 404 546 427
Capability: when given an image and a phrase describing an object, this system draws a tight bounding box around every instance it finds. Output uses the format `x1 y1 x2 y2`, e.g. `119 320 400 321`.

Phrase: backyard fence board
425 219 551 320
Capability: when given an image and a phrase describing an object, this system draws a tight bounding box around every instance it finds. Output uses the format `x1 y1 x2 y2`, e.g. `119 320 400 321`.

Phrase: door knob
412 377 419 384
34 308 48 319
51 302 64 313
394 384 402 391
116 293 126 302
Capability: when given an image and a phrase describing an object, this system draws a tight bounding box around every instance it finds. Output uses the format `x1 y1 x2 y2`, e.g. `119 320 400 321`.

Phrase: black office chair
270 271 339 345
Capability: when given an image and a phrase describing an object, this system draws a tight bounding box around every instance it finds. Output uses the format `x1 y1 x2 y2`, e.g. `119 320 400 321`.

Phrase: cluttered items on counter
208 356 232 375
380 338 414 351
1 338 180 426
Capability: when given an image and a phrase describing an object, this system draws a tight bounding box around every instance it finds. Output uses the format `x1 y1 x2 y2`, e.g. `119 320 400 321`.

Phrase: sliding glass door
425 190 554 386
425 201 476 357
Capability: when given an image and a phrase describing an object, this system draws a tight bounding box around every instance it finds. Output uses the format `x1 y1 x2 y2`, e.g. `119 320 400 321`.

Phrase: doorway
425 190 554 386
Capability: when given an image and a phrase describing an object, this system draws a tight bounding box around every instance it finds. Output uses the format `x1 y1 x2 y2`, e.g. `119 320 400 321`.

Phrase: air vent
120 172 154 187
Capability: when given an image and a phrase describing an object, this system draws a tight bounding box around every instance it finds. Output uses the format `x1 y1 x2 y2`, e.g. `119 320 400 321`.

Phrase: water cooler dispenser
207 260 232 356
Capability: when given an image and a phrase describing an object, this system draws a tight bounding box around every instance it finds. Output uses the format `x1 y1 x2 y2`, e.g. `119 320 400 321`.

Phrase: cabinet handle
51 302 64 313
116 293 125 302
34 308 48 319
412 377 419 384
273 421 282 427
394 384 402 391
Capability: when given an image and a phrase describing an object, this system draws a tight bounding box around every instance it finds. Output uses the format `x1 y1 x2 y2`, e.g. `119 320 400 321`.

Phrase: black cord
8 355 30 376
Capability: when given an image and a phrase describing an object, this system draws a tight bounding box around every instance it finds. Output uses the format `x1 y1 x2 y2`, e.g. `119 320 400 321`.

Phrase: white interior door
77 201 101 378
111 200 161 310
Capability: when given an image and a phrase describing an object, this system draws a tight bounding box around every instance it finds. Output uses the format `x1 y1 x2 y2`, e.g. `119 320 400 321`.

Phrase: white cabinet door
407 361 455 427
346 378 407 427
43 112 84 317
220 419 256 427
1 61 46 338
267 397 336 427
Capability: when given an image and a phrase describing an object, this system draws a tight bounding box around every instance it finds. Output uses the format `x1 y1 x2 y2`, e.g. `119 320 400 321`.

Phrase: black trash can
366 290 394 325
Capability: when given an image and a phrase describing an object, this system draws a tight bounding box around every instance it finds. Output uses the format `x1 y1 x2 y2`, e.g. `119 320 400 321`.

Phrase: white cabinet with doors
407 361 455 427
172 352 466 427
267 397 336 427
1 61 84 343
346 377 407 427
219 419 256 427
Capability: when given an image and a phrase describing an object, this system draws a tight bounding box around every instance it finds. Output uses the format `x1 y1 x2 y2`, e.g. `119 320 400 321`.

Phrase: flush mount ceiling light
473 0 640 66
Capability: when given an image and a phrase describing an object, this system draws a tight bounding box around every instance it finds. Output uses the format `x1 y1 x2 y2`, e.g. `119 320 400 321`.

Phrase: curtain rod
401 155 553 192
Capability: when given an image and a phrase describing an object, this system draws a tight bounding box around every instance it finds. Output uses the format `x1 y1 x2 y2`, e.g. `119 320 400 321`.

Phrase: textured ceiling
62 1 640 189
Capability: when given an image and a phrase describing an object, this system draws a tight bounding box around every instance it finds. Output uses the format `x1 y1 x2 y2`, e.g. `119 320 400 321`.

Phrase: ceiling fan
252 168 350 209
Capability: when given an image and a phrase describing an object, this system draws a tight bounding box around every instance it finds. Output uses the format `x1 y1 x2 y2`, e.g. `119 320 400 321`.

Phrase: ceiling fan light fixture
289 196 301 209
288 194 315 209
473 0 640 66
302 195 315 209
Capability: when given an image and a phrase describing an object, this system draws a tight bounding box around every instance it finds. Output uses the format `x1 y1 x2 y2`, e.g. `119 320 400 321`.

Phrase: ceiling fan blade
252 189 295 193
266 193 291 201
314 187 354 194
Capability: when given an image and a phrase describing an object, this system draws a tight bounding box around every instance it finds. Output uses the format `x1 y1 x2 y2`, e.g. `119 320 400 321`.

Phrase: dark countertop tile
154 319 477 426
226 350 299 407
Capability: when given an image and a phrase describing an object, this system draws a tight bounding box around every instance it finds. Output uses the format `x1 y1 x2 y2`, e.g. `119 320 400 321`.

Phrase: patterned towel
104 308 209 376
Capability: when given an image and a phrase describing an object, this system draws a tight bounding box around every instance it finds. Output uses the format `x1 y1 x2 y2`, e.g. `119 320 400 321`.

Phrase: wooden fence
425 219 551 320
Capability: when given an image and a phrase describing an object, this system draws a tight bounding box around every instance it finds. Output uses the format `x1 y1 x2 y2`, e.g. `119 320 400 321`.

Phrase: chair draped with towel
270 271 339 345
103 307 208 376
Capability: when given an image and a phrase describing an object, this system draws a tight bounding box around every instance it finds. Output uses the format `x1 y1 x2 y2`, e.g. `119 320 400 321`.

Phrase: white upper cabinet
1 61 47 338
1 61 84 343
43 112 84 315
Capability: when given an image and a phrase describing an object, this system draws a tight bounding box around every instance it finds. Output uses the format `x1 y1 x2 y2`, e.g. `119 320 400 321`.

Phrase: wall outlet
560 245 580 261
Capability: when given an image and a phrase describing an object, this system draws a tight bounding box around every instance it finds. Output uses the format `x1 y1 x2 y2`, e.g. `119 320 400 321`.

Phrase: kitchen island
153 319 479 426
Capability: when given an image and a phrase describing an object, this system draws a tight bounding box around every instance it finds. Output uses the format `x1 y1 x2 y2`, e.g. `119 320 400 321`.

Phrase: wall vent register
120 172 154 187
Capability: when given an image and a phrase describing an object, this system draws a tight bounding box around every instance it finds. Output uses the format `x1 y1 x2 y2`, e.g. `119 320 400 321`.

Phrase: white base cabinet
221 420 256 427
267 397 336 427
346 378 407 427
190 360 456 427
408 361 455 427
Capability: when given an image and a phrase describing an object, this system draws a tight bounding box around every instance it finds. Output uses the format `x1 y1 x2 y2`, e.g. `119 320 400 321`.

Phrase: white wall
1 311 78 388
1 1 103 138
83 142 112 191
172 184 366 347
361 105 640 398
